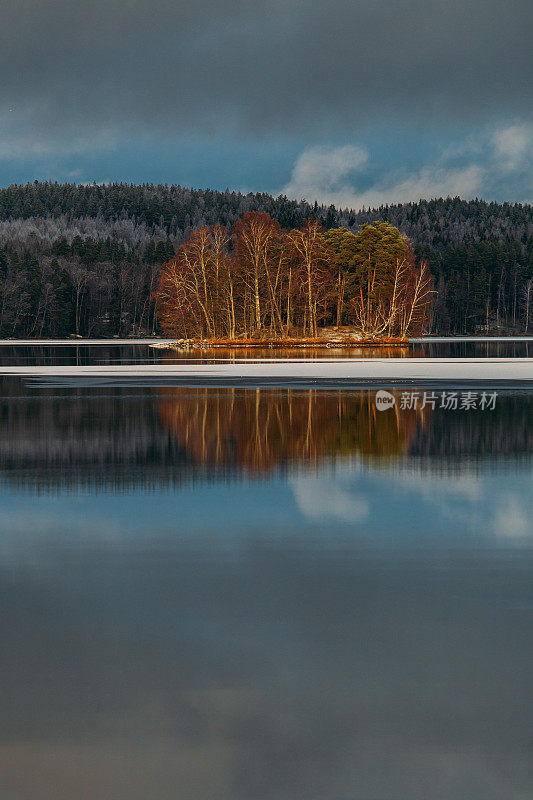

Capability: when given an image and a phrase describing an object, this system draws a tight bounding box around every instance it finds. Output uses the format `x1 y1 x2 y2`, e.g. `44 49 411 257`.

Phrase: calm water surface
1 346 532 799
0 338 531 366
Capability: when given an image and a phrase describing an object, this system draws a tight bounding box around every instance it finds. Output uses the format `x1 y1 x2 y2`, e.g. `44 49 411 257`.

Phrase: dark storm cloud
0 0 531 145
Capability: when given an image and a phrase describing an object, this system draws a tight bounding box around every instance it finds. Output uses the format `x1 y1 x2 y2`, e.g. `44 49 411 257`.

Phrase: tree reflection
0 380 530 492
158 388 427 473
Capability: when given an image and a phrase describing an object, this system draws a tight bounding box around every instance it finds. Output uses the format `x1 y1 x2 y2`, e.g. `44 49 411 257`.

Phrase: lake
1 343 532 800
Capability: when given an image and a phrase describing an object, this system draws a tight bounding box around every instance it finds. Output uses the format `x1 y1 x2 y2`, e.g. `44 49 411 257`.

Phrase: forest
0 181 531 337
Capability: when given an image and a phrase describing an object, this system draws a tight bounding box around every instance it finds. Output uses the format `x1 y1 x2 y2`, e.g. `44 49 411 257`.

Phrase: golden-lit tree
286 220 335 337
155 215 434 340
155 225 234 338
233 212 282 335
323 227 358 326
348 222 434 338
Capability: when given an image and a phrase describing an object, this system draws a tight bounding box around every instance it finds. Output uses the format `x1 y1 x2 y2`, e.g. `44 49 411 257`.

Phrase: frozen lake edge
1 358 533 388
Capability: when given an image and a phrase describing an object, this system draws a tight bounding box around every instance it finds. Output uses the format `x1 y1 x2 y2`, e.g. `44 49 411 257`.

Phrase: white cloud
281 144 368 207
281 145 484 210
281 124 533 211
290 462 533 544
492 123 532 170
492 493 530 539
291 475 369 524
352 165 484 210
392 470 482 503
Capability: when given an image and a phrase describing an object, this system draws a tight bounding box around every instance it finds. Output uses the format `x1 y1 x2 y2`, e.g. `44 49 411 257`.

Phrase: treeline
425 240 533 333
0 181 531 336
0 183 530 245
0 246 163 337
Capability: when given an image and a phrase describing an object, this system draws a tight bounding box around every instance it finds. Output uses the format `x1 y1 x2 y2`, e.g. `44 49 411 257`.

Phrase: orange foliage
158 388 429 474
154 214 434 341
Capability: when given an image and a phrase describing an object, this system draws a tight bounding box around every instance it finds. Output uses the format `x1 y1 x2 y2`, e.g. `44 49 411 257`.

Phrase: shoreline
149 337 410 350
0 335 531 346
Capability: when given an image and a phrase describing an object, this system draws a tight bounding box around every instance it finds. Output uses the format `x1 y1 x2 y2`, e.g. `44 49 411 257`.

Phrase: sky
0 0 531 209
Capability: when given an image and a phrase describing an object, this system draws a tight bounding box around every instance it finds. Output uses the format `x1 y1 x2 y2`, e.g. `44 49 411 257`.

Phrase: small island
155 216 433 348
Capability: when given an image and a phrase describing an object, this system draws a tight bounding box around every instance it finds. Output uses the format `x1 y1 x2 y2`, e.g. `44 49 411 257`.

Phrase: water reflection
0 339 531 368
0 343 417 367
158 388 426 472
0 383 531 492
1 380 533 799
